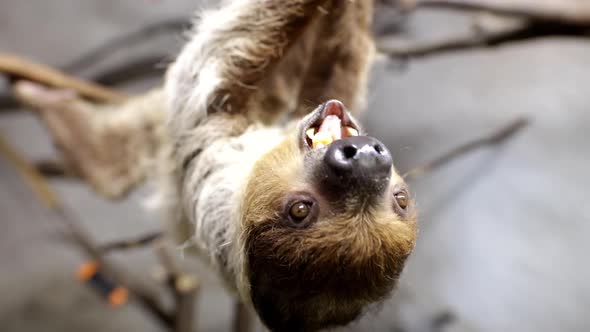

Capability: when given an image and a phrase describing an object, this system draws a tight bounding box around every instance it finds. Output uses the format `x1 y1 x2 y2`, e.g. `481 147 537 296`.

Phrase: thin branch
0 93 18 110
1 55 166 111
1 19 185 110
378 20 590 58
156 241 200 332
173 275 199 332
100 231 163 253
34 159 73 178
233 300 253 332
92 55 169 86
377 24 525 57
0 133 173 328
55 209 174 327
400 0 590 25
0 134 60 208
1 18 183 110
0 53 127 103
403 116 529 180
63 18 189 73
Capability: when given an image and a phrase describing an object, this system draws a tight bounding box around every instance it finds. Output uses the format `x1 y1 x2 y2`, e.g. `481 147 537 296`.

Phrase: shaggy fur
241 133 416 331
19 1 417 331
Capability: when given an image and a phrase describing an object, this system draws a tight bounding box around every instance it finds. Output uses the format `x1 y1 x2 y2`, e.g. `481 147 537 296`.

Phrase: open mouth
303 100 360 149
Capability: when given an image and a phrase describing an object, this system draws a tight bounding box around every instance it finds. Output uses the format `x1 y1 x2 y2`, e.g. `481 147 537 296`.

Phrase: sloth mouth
302 100 360 149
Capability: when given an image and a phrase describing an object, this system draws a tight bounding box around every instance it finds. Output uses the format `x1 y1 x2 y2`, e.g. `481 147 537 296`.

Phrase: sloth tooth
346 127 359 137
307 123 357 149
312 131 334 149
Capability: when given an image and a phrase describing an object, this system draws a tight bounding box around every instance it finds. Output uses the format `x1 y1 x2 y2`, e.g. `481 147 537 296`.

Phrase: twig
403 116 529 180
377 24 525 58
156 241 200 332
0 93 18 110
400 0 590 25
34 159 73 178
0 134 60 208
173 275 199 332
1 19 184 110
63 18 189 73
92 55 169 86
378 20 590 58
1 54 167 111
233 300 253 332
0 133 174 328
0 53 127 103
56 209 174 327
1 18 184 109
100 231 163 253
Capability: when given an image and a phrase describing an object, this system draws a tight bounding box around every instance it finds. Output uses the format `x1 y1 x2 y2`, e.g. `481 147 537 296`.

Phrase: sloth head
240 100 417 331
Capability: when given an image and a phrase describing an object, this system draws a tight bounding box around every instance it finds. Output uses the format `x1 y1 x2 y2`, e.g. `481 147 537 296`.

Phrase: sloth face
241 100 417 331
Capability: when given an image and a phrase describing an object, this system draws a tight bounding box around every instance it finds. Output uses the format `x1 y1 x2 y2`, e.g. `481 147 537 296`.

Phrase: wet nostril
323 136 393 185
374 144 384 154
342 145 357 159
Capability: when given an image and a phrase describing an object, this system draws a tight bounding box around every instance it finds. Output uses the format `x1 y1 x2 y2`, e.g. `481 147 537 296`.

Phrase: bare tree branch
404 116 529 180
0 94 18 111
91 55 168 86
378 9 590 59
0 133 174 328
34 159 73 178
63 18 188 74
233 300 253 332
377 23 525 57
56 209 174 328
0 18 186 111
0 53 127 103
100 231 164 253
156 241 200 332
399 0 590 24
0 133 61 208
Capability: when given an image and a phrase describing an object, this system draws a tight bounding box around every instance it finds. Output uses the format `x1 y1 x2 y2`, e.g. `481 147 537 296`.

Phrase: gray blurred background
1 1 589 331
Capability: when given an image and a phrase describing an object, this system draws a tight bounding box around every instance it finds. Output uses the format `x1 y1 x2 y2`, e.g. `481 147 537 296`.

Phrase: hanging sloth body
17 1 417 330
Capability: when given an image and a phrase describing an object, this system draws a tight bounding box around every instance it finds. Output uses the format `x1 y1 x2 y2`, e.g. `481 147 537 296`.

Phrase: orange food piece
76 260 99 281
108 287 129 308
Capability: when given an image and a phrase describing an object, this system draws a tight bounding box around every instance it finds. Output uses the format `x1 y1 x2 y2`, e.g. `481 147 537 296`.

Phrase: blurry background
1 1 589 331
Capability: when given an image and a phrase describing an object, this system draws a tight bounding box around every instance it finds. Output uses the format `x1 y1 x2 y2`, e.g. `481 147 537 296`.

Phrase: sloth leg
14 81 166 199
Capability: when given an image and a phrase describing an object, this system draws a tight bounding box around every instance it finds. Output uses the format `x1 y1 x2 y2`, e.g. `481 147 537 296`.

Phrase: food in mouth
306 115 359 149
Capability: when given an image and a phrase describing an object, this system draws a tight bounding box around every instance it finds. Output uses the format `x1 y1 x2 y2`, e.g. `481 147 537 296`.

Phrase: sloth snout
323 136 393 184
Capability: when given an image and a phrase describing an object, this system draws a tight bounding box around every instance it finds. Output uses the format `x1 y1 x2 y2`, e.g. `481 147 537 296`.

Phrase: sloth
15 0 417 330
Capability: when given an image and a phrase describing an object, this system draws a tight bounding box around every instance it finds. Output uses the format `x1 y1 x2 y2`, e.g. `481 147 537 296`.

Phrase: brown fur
241 131 416 331
295 0 375 114
249 0 375 121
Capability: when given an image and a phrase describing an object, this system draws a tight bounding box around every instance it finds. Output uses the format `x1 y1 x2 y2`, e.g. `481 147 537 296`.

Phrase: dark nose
324 136 393 184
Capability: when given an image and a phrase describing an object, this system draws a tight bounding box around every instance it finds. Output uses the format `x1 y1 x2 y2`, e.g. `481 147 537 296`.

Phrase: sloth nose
324 136 393 183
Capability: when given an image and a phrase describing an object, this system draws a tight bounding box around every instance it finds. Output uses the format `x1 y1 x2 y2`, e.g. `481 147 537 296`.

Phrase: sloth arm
294 0 375 117
165 0 331 151
234 0 377 122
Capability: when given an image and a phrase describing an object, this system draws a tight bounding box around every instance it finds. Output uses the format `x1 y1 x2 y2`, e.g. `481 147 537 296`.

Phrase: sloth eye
283 194 318 228
394 191 409 211
289 201 311 221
